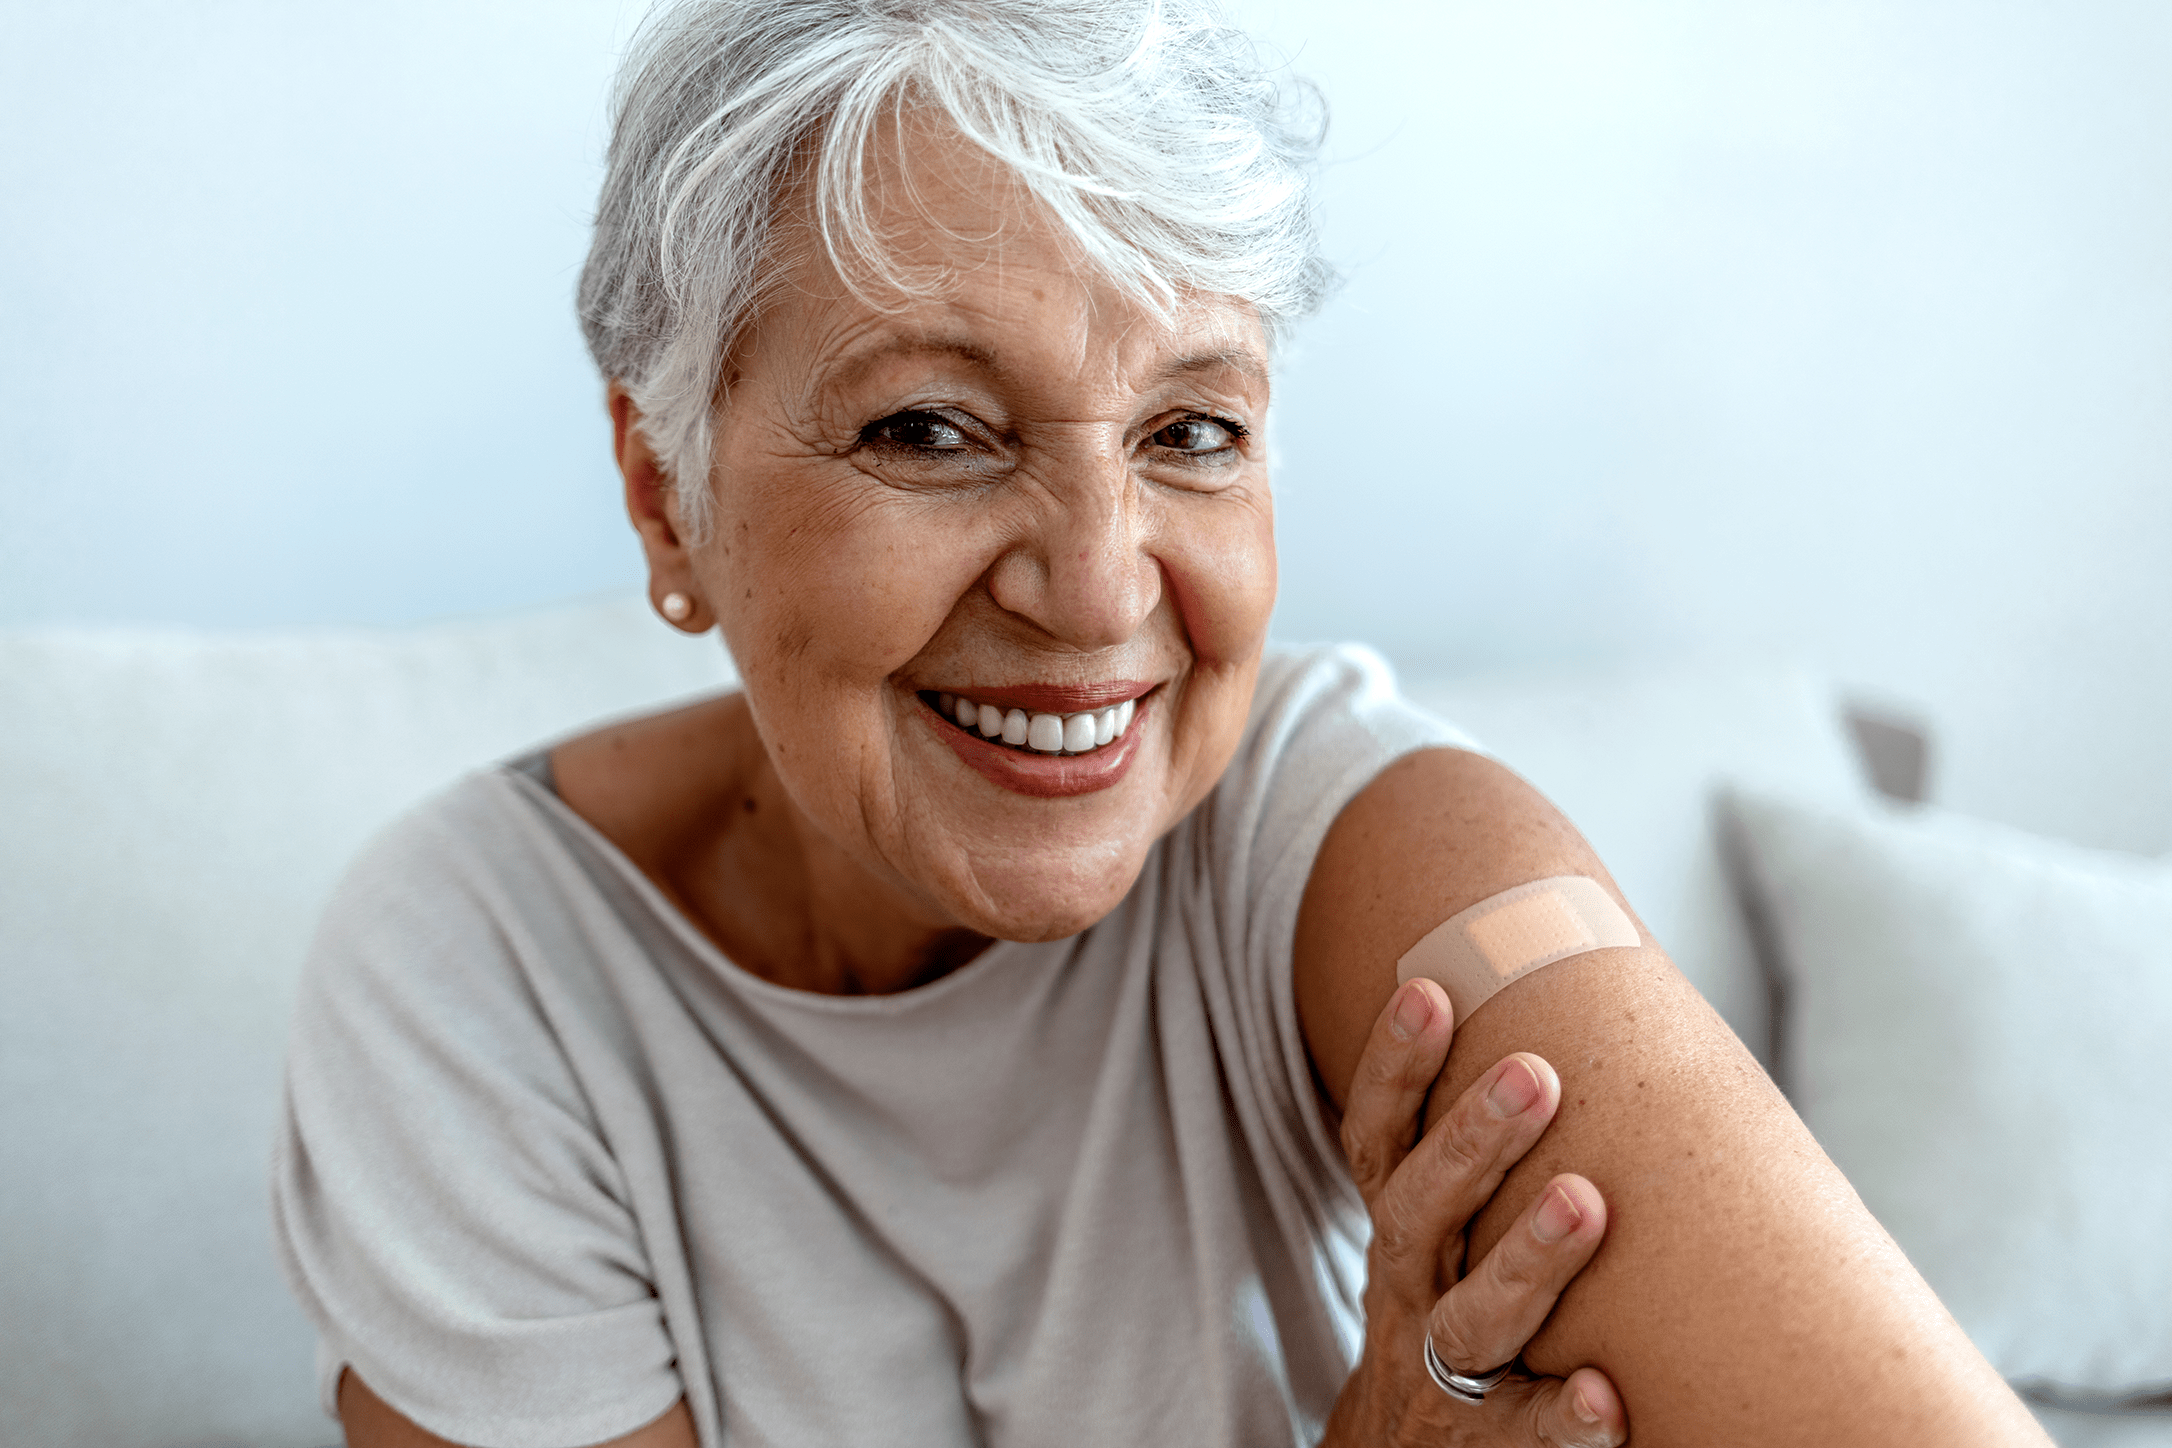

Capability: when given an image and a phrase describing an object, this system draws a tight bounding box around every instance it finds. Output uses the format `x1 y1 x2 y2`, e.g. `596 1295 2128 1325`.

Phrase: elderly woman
271 2 2053 1446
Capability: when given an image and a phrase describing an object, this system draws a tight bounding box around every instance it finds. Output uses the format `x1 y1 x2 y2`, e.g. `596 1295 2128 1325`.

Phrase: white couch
3 594 2164 1446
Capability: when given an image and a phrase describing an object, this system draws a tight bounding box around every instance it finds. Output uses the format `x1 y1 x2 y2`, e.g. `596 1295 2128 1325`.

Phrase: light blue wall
0 0 648 627
1238 0 2172 854
5 0 2169 853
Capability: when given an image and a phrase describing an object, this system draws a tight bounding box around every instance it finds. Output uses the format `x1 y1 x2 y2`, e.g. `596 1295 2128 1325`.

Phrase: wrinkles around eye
1150 416 1245 454
851 408 1009 492
861 409 979 452
850 406 1254 498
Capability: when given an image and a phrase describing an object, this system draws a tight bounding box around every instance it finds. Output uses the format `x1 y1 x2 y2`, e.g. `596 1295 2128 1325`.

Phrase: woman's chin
936 843 1151 945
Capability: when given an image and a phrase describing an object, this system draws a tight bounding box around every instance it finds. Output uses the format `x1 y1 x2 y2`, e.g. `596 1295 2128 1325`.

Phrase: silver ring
1423 1332 1515 1404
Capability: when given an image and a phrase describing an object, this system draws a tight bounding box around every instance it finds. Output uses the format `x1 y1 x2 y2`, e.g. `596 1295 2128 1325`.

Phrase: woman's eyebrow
1154 347 1268 387
823 334 1009 392
818 333 1266 400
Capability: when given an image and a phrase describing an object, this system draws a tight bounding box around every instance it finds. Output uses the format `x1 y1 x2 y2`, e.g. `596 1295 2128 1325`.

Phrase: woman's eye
865 411 971 451
1150 416 1244 454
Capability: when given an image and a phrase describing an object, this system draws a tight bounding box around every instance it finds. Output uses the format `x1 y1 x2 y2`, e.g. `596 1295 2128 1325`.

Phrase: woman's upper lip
924 680 1156 714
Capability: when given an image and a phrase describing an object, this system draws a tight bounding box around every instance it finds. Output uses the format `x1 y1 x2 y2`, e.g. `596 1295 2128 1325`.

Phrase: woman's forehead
752 258 1268 415
750 116 1270 396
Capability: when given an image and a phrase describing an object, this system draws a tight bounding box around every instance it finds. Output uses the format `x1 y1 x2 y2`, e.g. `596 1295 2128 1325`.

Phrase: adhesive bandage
1396 876 1639 1025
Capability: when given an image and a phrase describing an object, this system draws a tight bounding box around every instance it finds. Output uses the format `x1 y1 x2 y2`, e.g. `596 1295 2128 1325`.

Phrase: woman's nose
984 457 1160 650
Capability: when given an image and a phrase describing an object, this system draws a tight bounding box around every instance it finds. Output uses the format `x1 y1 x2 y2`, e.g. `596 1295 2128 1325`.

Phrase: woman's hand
1321 978 1627 1447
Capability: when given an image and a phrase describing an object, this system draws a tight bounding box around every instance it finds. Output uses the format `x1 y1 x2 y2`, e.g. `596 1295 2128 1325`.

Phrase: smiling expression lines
651 116 1279 944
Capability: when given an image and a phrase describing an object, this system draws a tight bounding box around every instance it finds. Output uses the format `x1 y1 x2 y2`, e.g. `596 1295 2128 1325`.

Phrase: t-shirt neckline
497 764 1033 1017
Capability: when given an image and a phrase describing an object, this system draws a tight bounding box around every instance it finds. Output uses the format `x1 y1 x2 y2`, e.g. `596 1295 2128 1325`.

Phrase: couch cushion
0 594 732 1448
1726 790 2172 1397
2029 1398 2172 1448
1400 661 1870 1065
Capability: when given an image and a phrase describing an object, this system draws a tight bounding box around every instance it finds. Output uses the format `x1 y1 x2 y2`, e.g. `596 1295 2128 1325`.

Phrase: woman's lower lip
929 696 1150 798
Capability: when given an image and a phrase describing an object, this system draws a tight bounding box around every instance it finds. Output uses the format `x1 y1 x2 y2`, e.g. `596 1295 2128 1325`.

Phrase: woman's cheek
716 483 967 675
809 517 993 674
1158 486 1277 670
1138 486 1273 819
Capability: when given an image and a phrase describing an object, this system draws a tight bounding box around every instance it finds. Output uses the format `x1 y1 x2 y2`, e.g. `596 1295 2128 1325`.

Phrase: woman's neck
551 691 993 995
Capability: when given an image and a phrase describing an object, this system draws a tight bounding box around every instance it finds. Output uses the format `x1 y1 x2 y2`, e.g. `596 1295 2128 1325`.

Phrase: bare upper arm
1294 745 1654 1113
337 1370 698 1448
1294 746 2047 1448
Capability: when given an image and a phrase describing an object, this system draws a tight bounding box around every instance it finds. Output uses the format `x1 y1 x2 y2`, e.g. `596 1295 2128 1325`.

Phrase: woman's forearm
337 1371 698 1448
1296 748 2050 1447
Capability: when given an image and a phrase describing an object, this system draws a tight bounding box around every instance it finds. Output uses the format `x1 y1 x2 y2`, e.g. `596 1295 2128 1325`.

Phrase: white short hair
576 0 1330 538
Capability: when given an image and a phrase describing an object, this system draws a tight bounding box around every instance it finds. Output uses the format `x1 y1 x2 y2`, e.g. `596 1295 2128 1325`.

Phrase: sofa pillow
1724 791 2172 1396
0 594 733 1448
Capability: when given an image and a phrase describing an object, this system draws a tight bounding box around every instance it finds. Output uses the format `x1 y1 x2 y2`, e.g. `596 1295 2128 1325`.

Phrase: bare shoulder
547 691 758 876
1291 746 2046 1446
1294 746 1658 1113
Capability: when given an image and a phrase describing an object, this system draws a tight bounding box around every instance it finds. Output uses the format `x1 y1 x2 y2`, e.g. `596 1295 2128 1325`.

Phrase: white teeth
938 691 1143 755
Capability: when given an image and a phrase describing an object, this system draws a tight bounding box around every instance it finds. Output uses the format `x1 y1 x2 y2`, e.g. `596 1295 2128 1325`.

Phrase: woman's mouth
916 683 1156 799
921 690 1137 757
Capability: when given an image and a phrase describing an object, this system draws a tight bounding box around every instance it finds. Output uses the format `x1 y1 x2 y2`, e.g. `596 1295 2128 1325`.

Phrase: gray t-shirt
271 644 1467 1448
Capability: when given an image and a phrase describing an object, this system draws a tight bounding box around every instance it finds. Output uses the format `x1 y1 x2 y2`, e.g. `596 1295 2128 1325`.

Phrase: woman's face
667 126 1276 943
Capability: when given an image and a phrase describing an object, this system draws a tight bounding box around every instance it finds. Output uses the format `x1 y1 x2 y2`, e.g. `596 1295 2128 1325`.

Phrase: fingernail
1390 984 1431 1040
1574 1385 1602 1423
1486 1057 1542 1117
1533 1184 1585 1243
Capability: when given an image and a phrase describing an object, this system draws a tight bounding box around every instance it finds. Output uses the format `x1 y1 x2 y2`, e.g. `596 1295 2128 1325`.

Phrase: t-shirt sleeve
1195 645 1478 1223
269 781 683 1448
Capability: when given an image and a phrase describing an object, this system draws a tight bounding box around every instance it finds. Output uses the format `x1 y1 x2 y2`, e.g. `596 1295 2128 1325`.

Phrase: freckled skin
1298 748 2053 1447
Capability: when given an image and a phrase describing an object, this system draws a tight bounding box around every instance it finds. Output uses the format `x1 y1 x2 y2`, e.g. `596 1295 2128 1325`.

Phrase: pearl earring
660 591 693 623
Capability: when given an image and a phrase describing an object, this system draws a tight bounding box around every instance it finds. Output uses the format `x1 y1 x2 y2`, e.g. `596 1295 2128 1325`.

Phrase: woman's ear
610 385 712 632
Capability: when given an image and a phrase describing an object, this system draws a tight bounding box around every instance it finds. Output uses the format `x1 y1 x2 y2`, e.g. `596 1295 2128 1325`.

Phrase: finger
1365 1051 1562 1296
1337 979 1454 1204
1523 1366 1629 1448
1428 1173 1607 1375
